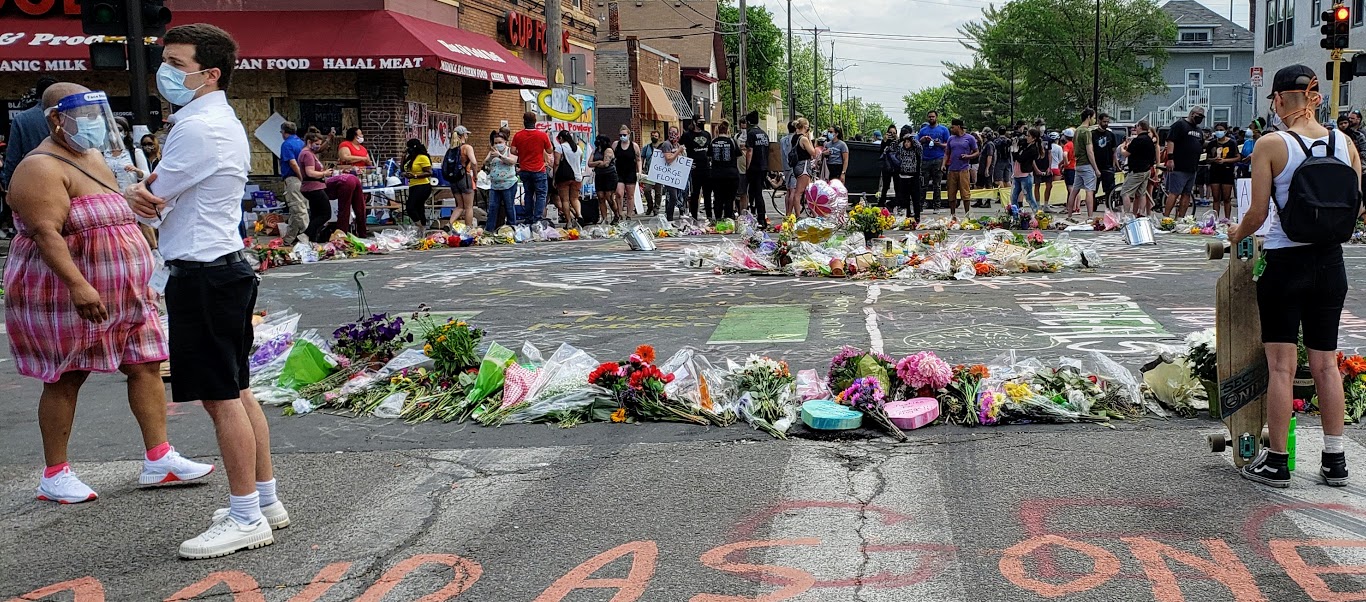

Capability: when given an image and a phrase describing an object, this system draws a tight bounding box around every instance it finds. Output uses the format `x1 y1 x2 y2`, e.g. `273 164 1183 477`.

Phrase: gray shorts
992 162 1012 182
1166 170 1197 196
1074 166 1098 191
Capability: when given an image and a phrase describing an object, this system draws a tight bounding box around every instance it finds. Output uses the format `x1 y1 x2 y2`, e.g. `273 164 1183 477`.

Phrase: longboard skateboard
1206 238 1269 467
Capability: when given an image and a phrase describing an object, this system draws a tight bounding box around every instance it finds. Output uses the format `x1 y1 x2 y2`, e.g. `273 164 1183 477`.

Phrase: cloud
748 0 1248 120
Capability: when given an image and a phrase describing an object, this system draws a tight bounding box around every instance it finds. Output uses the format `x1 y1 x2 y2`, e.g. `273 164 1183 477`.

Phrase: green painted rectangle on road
708 304 809 344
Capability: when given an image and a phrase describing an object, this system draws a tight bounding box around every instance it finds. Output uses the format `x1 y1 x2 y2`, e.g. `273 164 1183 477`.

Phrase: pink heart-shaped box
884 397 940 431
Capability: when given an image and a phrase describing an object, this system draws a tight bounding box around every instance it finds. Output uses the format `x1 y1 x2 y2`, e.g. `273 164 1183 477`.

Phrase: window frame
1213 54 1231 70
1118 108 1136 122
1212 106 1232 124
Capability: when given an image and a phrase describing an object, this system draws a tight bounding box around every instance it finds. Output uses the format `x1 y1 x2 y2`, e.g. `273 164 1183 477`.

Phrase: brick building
594 0 724 130
0 0 596 180
597 38 693 141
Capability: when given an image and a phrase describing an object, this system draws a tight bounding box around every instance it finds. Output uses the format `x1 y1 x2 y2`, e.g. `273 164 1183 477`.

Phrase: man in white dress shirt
126 23 288 559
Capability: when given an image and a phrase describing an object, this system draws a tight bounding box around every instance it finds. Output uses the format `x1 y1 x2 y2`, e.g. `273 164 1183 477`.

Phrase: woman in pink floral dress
4 85 212 504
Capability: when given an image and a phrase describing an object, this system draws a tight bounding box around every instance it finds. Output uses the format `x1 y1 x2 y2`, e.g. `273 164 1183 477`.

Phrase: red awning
0 10 549 87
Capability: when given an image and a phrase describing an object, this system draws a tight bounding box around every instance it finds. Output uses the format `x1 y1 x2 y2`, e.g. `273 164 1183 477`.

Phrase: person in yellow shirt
403 138 433 229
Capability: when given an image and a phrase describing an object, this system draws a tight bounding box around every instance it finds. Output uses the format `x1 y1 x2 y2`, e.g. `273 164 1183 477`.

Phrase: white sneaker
139 448 215 485
179 515 274 560
36 467 98 504
211 501 290 530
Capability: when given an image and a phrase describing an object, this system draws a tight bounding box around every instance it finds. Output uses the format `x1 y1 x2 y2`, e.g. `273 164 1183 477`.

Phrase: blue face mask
156 63 207 106
66 115 108 152
1214 131 1226 139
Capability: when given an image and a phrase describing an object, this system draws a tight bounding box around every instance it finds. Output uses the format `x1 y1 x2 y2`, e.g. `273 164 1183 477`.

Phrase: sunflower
610 407 628 423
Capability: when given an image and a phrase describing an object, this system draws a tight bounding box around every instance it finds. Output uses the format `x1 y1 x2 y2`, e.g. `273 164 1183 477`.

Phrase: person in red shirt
337 127 371 167
1062 128 1077 199
510 111 553 225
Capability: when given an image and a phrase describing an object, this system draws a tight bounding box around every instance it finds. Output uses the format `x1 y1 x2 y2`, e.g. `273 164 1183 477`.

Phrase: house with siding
1112 0 1255 130
1256 0 1363 118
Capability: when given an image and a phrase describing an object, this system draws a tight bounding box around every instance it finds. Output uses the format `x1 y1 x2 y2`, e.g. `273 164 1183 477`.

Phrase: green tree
902 84 954 125
717 0 784 121
944 60 1011 131
960 0 1175 124
828 99 893 139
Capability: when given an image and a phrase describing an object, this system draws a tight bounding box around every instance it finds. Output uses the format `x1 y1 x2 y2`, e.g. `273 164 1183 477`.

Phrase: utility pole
546 0 563 88
738 0 748 120
1009 63 1016 126
125 0 150 126
1092 0 1101 110
829 40 836 128
786 0 795 122
809 27 828 127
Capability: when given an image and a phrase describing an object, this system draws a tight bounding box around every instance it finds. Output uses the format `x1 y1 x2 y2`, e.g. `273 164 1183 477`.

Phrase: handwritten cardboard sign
647 155 693 190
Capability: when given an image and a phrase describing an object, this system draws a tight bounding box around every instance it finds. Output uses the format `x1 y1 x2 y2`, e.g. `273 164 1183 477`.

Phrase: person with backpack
1231 64 1362 490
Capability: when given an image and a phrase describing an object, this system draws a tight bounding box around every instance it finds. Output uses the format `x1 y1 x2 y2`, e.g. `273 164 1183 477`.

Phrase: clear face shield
48 91 122 154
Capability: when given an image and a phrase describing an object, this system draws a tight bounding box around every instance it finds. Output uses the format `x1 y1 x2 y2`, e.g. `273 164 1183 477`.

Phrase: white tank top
1266 130 1353 249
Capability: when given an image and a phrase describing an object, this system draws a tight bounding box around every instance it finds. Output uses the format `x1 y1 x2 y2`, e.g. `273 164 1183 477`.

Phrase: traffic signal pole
125 0 150 127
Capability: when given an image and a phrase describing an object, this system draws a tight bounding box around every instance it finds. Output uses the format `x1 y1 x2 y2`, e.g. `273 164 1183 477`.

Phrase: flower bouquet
848 203 895 241
828 346 896 395
590 346 708 425
1340 353 1366 423
411 305 484 376
836 376 906 441
332 313 412 365
894 351 953 399
939 364 990 425
730 355 799 438
1184 328 1218 404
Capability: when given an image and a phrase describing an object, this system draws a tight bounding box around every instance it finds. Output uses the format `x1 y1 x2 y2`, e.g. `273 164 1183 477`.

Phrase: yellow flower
423 344 433 356
610 407 628 423
1004 382 1033 401
437 335 447 343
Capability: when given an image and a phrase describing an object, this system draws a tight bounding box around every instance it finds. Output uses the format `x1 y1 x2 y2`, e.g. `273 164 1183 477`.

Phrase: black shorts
828 162 845 180
1209 168 1235 186
450 172 472 194
1256 244 1348 351
166 258 258 403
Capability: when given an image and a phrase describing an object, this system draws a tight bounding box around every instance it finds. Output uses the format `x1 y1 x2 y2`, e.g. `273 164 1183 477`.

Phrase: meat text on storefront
437 39 508 63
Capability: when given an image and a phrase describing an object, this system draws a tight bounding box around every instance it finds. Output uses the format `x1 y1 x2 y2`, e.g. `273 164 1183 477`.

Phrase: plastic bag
525 343 599 402
253 311 301 346
290 242 319 264
465 343 515 405
661 347 721 413
378 347 432 377
513 225 533 243
277 333 337 390
795 369 832 401
1060 352 1165 418
372 392 408 419
501 362 539 406
953 261 977 280
497 385 614 425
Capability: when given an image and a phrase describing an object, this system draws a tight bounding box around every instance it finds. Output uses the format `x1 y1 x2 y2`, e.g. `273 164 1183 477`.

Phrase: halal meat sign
500 11 570 55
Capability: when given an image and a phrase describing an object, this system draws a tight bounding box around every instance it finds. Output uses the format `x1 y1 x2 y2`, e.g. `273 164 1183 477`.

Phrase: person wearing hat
1231 64 1360 489
1060 128 1077 195
1161 106 1206 218
443 125 478 230
741 111 771 228
1065 109 1099 217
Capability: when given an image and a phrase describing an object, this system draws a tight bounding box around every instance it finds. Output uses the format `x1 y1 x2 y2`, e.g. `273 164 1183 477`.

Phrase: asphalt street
4 222 1366 601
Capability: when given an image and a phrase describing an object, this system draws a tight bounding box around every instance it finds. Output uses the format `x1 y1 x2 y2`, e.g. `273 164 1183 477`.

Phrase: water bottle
1288 414 1297 472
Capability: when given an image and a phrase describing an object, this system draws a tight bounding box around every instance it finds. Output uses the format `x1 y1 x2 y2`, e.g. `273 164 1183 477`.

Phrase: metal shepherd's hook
353 270 369 320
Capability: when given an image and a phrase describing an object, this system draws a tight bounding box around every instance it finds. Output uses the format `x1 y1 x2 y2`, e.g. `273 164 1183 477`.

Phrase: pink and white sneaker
139 448 215 485
36 467 98 504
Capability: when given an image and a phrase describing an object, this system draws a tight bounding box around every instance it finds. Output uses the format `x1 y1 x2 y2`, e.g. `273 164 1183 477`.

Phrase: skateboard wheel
1208 432 1228 453
1206 241 1226 260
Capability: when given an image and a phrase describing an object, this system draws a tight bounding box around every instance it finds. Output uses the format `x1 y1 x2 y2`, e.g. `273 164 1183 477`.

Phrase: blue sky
747 0 1250 119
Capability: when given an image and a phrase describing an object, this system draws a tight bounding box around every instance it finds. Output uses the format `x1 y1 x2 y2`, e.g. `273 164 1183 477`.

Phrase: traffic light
80 0 172 37
140 0 172 37
1327 60 1356 82
81 0 126 36
1321 4 1352 49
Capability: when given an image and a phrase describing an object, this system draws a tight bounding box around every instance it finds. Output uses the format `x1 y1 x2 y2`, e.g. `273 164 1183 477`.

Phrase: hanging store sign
499 11 570 56
0 0 80 17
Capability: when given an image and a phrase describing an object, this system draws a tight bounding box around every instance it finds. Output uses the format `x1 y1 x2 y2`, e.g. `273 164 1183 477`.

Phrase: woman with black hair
589 135 618 224
402 138 433 229
337 127 371 167
553 130 583 227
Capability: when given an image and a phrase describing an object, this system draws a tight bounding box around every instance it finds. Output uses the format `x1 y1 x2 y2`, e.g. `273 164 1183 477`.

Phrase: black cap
1267 64 1318 99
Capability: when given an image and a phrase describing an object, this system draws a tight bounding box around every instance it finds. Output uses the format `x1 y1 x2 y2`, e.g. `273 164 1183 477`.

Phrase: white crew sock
256 479 278 507
229 492 264 525
1325 434 1346 454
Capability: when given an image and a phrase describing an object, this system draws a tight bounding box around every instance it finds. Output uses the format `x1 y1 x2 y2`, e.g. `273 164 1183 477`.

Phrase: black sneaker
1241 449 1291 488
1322 452 1350 487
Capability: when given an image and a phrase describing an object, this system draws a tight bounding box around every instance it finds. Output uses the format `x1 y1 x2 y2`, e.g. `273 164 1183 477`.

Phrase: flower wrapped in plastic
836 376 906 441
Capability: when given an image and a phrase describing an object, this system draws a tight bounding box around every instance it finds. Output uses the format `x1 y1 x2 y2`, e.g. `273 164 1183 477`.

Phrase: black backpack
1278 131 1361 244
